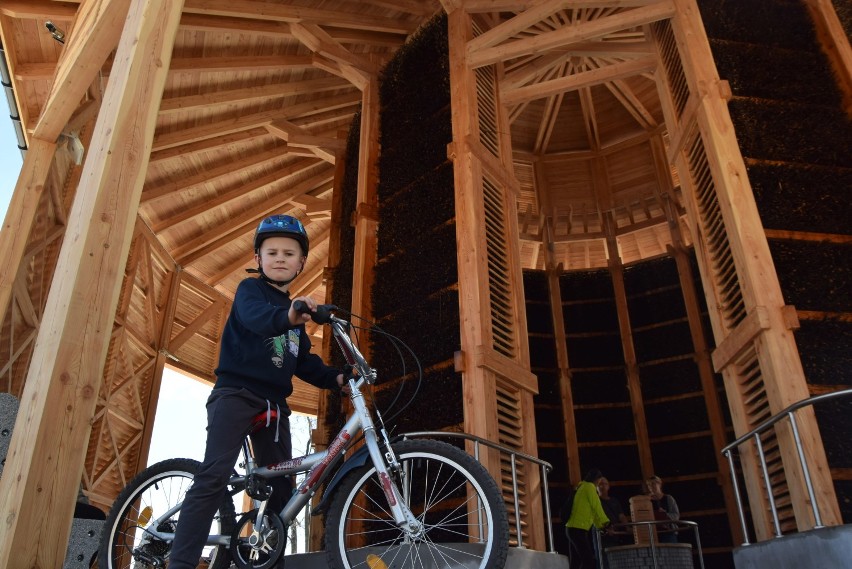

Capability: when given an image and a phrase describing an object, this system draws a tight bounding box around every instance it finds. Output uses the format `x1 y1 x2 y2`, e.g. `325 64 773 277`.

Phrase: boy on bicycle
168 214 345 569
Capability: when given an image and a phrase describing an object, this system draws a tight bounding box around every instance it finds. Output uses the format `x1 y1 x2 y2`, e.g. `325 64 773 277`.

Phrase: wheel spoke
326 440 508 569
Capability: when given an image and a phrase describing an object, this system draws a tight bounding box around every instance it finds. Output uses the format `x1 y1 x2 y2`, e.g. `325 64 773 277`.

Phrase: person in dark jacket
168 214 345 569
645 475 681 543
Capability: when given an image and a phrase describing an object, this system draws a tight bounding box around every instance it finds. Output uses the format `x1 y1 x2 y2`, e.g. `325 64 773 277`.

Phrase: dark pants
567 526 598 569
168 388 292 569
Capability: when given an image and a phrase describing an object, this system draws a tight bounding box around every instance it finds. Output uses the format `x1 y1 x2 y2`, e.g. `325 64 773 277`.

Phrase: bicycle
98 302 510 569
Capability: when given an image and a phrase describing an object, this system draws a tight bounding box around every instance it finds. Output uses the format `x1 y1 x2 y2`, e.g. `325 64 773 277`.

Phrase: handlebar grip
292 300 336 325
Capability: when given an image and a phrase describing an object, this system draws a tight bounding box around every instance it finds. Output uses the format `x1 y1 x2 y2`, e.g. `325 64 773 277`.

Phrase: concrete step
237 546 570 569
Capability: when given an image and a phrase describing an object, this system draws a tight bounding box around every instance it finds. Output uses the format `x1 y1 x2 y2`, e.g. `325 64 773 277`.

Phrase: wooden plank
33 0 131 142
0 0 184 566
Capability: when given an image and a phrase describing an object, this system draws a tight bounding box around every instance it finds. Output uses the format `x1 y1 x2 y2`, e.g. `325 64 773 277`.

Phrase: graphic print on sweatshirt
267 329 300 368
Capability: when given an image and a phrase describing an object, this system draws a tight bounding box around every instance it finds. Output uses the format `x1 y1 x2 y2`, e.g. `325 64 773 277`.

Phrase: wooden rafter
468 0 674 68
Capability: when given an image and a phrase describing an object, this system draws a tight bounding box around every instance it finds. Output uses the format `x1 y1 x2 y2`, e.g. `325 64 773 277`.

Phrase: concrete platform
733 525 852 569
255 546 570 568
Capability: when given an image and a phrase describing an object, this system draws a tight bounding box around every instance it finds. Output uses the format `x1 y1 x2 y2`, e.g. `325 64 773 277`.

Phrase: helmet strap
258 267 299 288
252 257 305 288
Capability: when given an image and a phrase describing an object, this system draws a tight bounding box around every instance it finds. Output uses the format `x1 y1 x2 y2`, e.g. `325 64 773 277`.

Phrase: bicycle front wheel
98 458 236 569
324 439 509 569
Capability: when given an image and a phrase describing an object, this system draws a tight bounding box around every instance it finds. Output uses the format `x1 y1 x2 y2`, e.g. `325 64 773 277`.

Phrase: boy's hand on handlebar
289 297 317 325
336 373 352 395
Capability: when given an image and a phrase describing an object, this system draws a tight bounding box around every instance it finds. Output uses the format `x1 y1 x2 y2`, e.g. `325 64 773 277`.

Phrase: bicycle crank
230 508 287 569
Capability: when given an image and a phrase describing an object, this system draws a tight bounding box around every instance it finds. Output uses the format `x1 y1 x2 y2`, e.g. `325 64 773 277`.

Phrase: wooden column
350 76 379 330
603 213 654 478
652 135 744 544
0 139 56 326
448 6 498 461
0 0 184 565
804 0 852 116
658 0 841 537
448 6 543 549
534 162 581 485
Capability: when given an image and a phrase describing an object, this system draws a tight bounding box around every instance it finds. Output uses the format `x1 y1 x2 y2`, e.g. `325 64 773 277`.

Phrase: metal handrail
594 519 705 569
720 388 852 545
402 430 556 552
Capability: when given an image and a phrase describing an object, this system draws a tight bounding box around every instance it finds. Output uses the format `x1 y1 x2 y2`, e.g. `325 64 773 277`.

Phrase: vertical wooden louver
653 20 688 119
496 379 526 546
683 129 747 329
483 175 516 359
475 65 500 157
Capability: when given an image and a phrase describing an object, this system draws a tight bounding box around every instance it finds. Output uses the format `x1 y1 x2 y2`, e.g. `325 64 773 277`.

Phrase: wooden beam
181 0 416 35
0 0 184 566
0 1 77 18
149 158 322 231
152 92 360 151
467 0 572 52
502 55 656 105
173 170 333 264
468 0 674 68
290 22 379 76
266 119 347 163
33 0 131 142
158 77 350 114
142 145 289 202
0 139 55 327
149 127 269 163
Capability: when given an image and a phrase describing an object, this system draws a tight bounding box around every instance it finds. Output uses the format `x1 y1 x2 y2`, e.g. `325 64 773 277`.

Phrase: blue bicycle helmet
253 215 309 256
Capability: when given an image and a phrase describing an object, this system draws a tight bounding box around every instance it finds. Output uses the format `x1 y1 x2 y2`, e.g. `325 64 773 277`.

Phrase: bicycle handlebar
292 300 376 384
292 300 336 325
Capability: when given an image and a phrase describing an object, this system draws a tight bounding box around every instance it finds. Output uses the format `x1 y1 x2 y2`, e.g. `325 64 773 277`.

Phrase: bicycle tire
97 457 237 569
324 439 509 569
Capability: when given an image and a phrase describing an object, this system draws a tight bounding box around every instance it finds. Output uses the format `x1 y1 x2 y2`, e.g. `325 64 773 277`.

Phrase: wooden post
0 139 56 326
657 0 842 537
534 162 581 486
448 6 543 549
0 0 184 565
652 135 744 544
603 213 654 478
350 76 379 333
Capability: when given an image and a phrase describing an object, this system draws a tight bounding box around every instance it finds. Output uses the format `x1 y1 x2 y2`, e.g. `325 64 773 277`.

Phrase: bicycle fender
315 444 373 513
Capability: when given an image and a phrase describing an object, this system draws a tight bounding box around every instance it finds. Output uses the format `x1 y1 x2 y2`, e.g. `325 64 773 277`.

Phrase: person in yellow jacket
566 468 611 569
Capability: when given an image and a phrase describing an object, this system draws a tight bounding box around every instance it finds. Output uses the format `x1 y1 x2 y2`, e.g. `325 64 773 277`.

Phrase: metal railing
402 431 556 552
720 388 852 545
594 519 705 569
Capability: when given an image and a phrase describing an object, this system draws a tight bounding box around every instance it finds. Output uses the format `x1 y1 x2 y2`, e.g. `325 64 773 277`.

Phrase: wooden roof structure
0 0 849 566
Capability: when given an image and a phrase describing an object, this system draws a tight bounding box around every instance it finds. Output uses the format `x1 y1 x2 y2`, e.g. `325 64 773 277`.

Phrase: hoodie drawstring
265 400 281 443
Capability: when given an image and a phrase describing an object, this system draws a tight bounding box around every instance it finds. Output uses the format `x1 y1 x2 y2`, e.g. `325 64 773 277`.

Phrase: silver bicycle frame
143 312 420 547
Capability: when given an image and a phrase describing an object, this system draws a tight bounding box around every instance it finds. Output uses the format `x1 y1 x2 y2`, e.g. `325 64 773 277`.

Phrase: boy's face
255 236 305 283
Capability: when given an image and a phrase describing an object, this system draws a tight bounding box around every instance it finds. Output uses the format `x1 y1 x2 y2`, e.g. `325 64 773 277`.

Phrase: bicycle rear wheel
324 439 509 569
98 458 236 569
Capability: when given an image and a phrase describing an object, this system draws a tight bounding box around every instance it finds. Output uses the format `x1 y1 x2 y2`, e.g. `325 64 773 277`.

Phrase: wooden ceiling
1 1 683 313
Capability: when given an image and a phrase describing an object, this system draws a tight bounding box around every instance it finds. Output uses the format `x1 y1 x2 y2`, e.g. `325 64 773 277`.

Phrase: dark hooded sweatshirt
213 277 339 410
